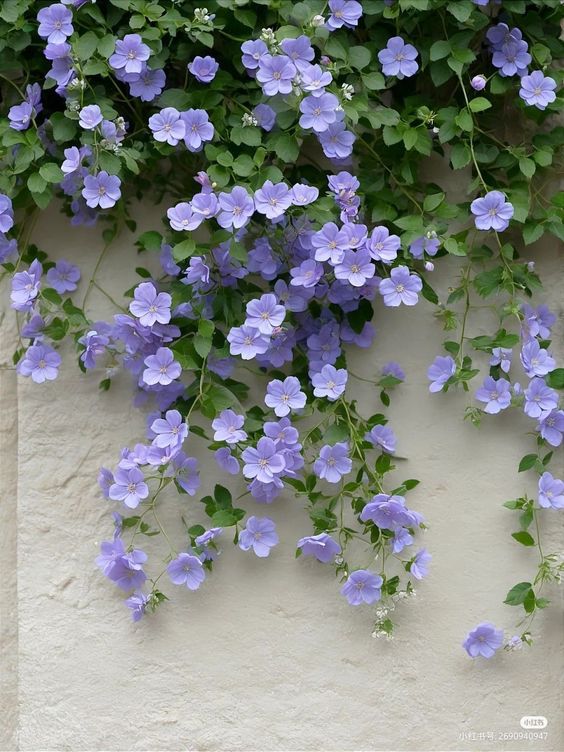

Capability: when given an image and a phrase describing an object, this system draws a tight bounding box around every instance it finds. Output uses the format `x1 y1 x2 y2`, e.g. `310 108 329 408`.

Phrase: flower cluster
0 0 562 656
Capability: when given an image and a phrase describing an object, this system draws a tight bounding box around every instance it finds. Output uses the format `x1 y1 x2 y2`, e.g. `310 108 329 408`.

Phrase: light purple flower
537 410 564 447
297 533 341 563
79 330 109 369
299 63 332 94
143 347 181 386
241 40 268 71
109 467 149 509
313 442 352 483
378 36 419 79
280 35 314 69
318 121 355 159
360 494 413 531
10 259 42 311
490 347 512 373
245 293 285 335
215 447 240 475
524 378 558 418
409 236 440 259
265 376 306 417
8 102 33 131
168 452 199 495
367 226 400 263
253 103 276 131
180 109 214 151
109 34 150 75
327 0 363 30
129 282 171 326
150 409 187 449
290 259 324 288
217 186 254 229
254 181 292 220
521 304 555 340
291 183 319 206
125 591 149 622
256 55 296 96
492 40 531 77
167 553 205 589
167 202 200 232
471 191 514 232
519 71 557 110
520 339 556 378
471 75 487 91
97 539 147 590
463 622 504 659
334 248 375 287
475 376 511 414
78 104 103 130
299 93 339 133
410 548 431 580
149 107 186 146
366 425 396 454
188 55 219 83
238 516 279 558
227 325 270 360
341 570 383 606
242 437 285 483
312 364 348 401
427 355 456 392
37 3 73 44
17 344 61 383
46 259 80 293
379 266 422 306
82 171 121 209
212 409 247 443
129 66 166 101
195 527 222 548
538 472 564 509
0 195 14 233
312 222 349 265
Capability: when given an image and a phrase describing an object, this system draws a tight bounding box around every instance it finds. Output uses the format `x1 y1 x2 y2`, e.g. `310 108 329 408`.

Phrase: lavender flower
217 186 254 229
378 37 419 79
326 0 363 30
379 266 422 306
109 467 149 509
180 109 214 152
299 93 339 133
188 55 219 83
410 548 431 580
150 410 188 449
253 103 276 132
520 339 556 378
312 364 348 401
360 494 413 531
241 438 285 484
8 102 33 131
241 40 268 71
463 622 504 659
537 410 564 447
37 3 73 44
312 223 348 265
470 191 514 232
109 34 150 75
46 259 80 293
143 347 181 386
492 40 531 77
290 183 319 206
125 591 149 622
367 226 400 263
215 447 240 475
409 236 440 259
519 71 557 111
365 425 396 454
167 553 205 589
313 442 352 483
82 171 121 209
169 453 200 495
254 181 292 220
167 202 200 232
280 35 314 69
538 472 564 509
79 330 109 369
148 107 186 146
265 376 306 417
290 259 324 288
299 63 332 94
129 67 166 101
334 249 375 287
318 121 355 159
297 533 341 563
341 570 383 606
490 347 512 373
238 516 279 557
0 195 14 233
471 75 487 92
227 325 270 360
524 378 558 419
129 282 172 326
17 344 61 383
256 55 296 96
10 260 42 311
475 376 511 414
212 410 247 444
78 104 103 130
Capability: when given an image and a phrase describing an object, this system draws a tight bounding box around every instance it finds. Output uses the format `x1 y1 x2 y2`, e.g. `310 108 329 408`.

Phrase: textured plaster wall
0 199 563 752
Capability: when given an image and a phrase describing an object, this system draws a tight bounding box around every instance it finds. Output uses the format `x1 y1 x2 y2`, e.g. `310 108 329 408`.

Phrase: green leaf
518 454 537 472
423 192 445 212
50 113 77 143
268 133 299 162
447 0 474 22
504 582 533 606
75 31 99 61
362 72 386 90
450 142 471 170
39 163 64 183
468 97 492 113
430 40 451 61
172 238 196 261
27 172 47 194
546 368 564 389
523 222 544 246
455 109 473 133
511 531 535 547
403 129 418 150
444 237 466 256
519 157 536 179
348 46 370 70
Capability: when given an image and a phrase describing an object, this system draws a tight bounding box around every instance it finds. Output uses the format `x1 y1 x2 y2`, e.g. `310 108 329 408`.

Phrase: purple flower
129 282 171 326
291 183 319 206
524 378 558 419
109 34 150 75
150 409 187 449
327 0 363 30
245 293 285 335
227 325 270 360
188 55 218 83
538 472 564 509
167 553 205 589
367 226 400 263
143 347 181 386
463 622 504 659
79 330 109 369
318 121 355 159
519 71 557 110
82 171 121 209
299 93 339 133
312 222 349 265
242 437 285 484
382 362 405 381
37 3 73 44
471 75 487 91
378 36 419 79
490 347 512 373
254 180 292 220
180 109 214 152
299 63 332 94
265 377 306 417
360 494 413 531
238 516 279 558
537 410 564 447
241 39 268 71
256 55 296 96
520 339 556 378
97 539 147 591
470 191 514 232
17 344 61 383
521 304 556 340
217 186 254 229
379 266 422 306
280 35 314 69
8 102 33 131
149 107 185 146
195 527 223 548
312 364 348 401
168 452 199 495
334 248 375 287
125 591 149 622
475 376 511 414
290 259 324 288
409 235 440 259
0 195 14 233
313 442 352 483
212 409 247 443
109 467 149 509
341 570 383 606
297 533 341 563
78 104 103 130
427 355 456 392
10 259 42 311
366 425 396 454
492 40 531 77
129 66 166 101
46 259 80 293
253 103 276 132
167 202 200 231
61 146 81 174
215 447 240 475
410 548 431 580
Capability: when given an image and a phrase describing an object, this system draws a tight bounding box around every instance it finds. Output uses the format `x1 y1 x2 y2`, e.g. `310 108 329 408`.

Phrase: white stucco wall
0 201 563 752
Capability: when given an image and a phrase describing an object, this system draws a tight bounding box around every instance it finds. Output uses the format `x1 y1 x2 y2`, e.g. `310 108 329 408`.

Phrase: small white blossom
341 83 354 101
311 14 325 27
194 7 214 24
241 113 258 127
